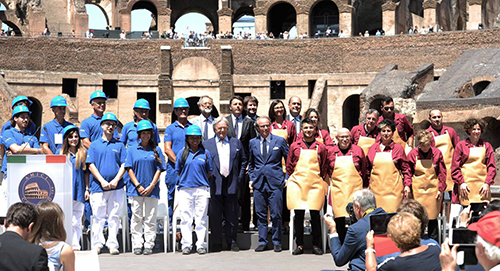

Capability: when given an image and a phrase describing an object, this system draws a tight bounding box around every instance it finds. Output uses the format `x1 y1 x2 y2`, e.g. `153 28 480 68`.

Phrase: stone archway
342 94 360 130
353 0 383 35
170 0 218 33
309 0 339 37
85 2 111 27
267 2 297 37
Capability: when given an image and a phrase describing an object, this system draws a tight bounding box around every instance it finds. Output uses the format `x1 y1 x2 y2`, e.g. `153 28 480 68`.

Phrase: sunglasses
384 107 394 111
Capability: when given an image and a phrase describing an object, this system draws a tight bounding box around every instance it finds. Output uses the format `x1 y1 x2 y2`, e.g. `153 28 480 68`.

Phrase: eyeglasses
384 107 394 111
259 125 270 128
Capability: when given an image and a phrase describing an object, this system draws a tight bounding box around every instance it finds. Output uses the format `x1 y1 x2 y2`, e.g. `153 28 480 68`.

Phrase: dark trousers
428 219 438 242
334 217 348 244
239 173 252 230
209 193 239 246
282 187 290 225
254 181 282 245
294 210 321 247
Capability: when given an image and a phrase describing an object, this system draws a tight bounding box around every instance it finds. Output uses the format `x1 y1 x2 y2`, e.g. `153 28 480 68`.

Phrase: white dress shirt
232 114 243 139
217 136 230 177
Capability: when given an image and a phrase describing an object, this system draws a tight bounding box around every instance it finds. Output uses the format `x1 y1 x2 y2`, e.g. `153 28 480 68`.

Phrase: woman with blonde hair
30 201 75 271
60 125 89 251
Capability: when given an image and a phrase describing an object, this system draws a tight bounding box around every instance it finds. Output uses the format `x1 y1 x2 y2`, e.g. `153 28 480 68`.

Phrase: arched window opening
267 2 296 38
232 15 255 38
131 1 157 32
85 4 109 30
310 0 339 37
343 95 360 130
473 81 490 96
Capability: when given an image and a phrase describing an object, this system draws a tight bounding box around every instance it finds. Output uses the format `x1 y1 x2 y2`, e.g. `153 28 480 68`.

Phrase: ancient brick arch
257 0 301 16
84 2 111 26
0 9 24 35
308 0 343 14
232 6 254 23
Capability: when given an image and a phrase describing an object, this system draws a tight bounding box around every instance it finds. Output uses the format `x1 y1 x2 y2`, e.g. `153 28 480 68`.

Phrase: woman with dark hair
268 100 296 146
175 125 213 255
297 108 334 149
366 119 411 213
125 120 166 255
29 201 75 271
59 125 89 251
451 118 496 207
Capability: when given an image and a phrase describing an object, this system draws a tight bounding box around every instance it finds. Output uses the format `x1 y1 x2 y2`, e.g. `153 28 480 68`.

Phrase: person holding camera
324 189 386 271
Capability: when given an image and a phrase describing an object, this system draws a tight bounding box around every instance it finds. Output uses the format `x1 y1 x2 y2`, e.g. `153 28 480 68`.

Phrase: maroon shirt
427 125 460 148
450 138 496 203
286 140 329 180
366 141 412 187
296 129 335 152
270 119 297 146
407 147 447 192
351 124 380 145
329 144 367 187
378 113 414 142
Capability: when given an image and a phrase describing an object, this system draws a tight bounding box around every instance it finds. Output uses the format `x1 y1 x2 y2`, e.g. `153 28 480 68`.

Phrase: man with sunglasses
378 96 414 150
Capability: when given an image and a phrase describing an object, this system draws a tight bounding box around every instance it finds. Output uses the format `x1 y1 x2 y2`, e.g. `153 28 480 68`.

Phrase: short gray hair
212 116 228 132
352 189 377 211
366 109 380 118
197 95 213 105
477 235 500 262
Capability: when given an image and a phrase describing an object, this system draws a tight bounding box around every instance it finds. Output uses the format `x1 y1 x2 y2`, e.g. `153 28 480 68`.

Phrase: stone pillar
339 5 354 37
218 8 233 34
296 12 308 36
423 0 437 29
467 0 482 30
158 9 171 34
220 46 233 115
73 12 89 37
120 11 131 31
382 1 398 35
158 46 173 125
29 10 47 37
254 7 266 34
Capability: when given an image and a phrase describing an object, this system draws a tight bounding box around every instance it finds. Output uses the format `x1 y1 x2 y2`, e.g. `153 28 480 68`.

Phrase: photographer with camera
324 189 385 271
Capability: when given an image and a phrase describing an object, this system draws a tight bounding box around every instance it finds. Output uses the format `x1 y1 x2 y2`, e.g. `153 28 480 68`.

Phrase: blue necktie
262 139 267 159
234 117 239 139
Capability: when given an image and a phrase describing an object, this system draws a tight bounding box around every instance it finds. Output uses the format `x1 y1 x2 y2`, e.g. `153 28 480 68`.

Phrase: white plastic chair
74 250 100 271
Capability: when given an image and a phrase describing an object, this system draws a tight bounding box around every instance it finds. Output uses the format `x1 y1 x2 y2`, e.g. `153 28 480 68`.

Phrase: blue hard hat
186 125 202 136
50 96 68 108
89 90 108 104
11 96 33 109
100 112 118 124
173 98 189 109
134 99 151 110
137 120 153 132
12 105 31 118
62 125 79 138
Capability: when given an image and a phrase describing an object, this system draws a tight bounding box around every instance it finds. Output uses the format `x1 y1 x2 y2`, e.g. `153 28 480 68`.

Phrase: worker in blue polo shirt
121 99 160 148
80 90 119 149
86 112 126 255
2 105 43 177
40 96 74 154
125 120 166 256
164 97 192 222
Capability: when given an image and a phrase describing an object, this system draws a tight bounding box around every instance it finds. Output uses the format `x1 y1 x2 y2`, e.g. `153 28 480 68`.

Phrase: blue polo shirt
125 145 166 198
80 114 119 142
0 121 37 145
1 127 40 174
164 120 192 168
120 121 161 148
40 119 74 153
68 152 89 203
86 137 126 193
175 147 212 189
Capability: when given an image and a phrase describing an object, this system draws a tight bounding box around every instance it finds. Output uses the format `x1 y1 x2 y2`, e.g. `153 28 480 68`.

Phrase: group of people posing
0 92 496 263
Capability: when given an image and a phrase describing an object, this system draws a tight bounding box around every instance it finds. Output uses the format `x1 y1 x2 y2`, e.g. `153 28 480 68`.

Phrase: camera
345 202 357 225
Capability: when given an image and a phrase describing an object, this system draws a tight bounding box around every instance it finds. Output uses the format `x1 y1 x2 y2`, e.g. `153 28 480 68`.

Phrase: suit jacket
203 136 247 196
248 134 289 190
191 115 215 141
286 114 302 135
0 231 49 271
226 114 254 155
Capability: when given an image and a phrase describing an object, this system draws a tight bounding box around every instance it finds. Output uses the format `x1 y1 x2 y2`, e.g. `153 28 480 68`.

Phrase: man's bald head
337 128 351 150
429 109 443 130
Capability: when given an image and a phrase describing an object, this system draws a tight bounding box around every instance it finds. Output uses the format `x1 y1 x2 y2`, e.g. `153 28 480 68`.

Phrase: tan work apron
412 158 441 219
358 136 376 156
460 146 489 205
393 129 412 154
330 154 363 217
433 132 454 192
316 130 324 144
287 148 327 210
369 150 403 213
272 128 288 173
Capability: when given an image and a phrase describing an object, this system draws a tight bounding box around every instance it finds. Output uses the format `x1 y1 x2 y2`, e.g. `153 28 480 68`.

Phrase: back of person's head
387 212 421 252
397 199 429 236
352 189 376 211
29 201 66 244
5 202 37 229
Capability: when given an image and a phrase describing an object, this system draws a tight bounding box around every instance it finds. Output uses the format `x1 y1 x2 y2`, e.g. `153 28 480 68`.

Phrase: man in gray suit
287 96 302 135
190 95 215 141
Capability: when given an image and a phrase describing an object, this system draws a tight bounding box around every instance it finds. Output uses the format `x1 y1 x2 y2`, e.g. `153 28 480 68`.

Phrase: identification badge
54 133 63 145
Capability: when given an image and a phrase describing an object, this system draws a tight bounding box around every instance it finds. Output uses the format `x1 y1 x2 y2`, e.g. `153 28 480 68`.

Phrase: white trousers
178 187 210 249
448 203 464 230
130 196 158 250
90 189 124 250
72 201 85 250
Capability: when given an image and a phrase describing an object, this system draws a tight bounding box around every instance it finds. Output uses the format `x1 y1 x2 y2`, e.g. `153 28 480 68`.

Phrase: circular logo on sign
18 172 56 205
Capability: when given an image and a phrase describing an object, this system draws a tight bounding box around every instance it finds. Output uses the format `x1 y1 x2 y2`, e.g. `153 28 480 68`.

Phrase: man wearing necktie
249 116 289 252
203 117 247 252
190 96 215 141
287 96 302 135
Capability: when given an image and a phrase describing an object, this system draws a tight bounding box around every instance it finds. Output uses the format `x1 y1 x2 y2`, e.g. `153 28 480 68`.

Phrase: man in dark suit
286 96 302 135
249 116 289 252
0 202 49 271
203 117 247 252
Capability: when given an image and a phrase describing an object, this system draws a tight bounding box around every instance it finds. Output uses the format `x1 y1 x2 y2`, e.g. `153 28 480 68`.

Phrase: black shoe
255 244 266 252
274 244 282 252
230 243 240 252
312 246 324 255
292 247 304 255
